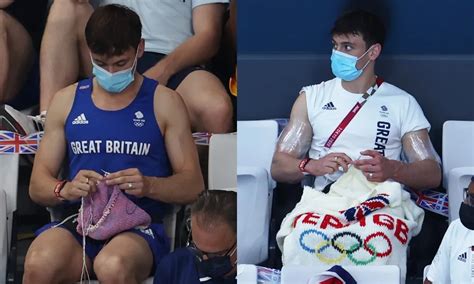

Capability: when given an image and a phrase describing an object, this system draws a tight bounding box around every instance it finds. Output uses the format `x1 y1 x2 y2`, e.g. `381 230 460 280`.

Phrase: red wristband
298 158 311 173
54 180 67 201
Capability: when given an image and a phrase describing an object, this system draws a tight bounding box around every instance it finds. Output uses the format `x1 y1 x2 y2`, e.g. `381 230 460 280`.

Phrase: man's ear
369 43 382 61
137 39 145 58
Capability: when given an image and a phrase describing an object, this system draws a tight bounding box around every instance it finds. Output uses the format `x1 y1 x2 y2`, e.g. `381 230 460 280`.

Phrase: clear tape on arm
401 130 441 164
276 119 312 159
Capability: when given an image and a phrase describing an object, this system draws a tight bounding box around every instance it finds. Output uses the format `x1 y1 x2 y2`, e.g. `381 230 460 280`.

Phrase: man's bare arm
354 129 441 190
393 129 441 190
144 3 225 85
29 85 74 206
271 92 313 183
143 86 204 204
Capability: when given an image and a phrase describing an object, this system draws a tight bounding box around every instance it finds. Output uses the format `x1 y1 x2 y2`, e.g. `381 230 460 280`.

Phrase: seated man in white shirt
424 177 474 284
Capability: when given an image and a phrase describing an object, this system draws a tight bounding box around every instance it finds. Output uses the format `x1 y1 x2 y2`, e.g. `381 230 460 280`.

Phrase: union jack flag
0 131 43 154
414 189 449 217
341 193 390 222
192 132 212 146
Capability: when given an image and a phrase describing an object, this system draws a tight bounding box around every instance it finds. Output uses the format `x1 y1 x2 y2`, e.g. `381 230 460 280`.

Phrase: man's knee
94 254 134 282
202 93 233 132
23 248 59 282
48 0 87 24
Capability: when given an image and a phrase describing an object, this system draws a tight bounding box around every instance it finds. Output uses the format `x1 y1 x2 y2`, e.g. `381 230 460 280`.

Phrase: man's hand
304 152 352 176
105 168 151 198
352 150 403 182
144 62 171 87
62 170 103 201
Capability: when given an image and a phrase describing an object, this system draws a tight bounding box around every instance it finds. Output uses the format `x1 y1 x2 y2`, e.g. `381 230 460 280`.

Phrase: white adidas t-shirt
426 219 474 283
100 0 229 55
303 77 430 189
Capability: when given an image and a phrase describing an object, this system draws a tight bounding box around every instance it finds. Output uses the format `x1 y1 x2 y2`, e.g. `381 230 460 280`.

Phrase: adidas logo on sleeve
72 113 89 125
322 102 337 110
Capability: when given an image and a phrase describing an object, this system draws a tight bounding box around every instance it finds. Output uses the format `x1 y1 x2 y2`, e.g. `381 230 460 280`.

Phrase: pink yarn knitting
76 182 151 240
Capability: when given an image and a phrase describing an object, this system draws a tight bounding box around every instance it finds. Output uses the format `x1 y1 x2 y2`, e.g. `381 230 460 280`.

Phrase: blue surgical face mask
330 46 373 81
189 242 237 281
91 49 138 93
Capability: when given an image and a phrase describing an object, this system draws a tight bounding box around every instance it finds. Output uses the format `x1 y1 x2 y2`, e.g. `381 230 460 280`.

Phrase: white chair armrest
237 166 271 189
237 264 258 283
0 189 7 283
237 166 273 264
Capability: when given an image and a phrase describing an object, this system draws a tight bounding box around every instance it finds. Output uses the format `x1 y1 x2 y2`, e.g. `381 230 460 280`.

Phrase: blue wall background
238 0 474 153
239 0 474 55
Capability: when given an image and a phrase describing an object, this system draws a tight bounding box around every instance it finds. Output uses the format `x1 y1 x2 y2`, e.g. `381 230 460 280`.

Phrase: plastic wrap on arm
276 119 313 159
402 129 441 164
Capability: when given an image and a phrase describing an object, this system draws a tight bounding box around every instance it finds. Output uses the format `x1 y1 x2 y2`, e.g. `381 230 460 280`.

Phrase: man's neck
341 69 377 94
93 74 143 110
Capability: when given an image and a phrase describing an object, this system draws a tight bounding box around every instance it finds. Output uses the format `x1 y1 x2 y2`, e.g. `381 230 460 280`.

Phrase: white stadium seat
208 133 237 189
237 120 278 264
442 120 474 221
0 154 20 282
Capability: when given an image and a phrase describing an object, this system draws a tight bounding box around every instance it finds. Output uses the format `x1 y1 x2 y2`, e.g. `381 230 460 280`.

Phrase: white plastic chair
442 121 474 221
0 154 20 282
236 264 258 284
281 265 400 284
237 120 279 264
208 133 237 189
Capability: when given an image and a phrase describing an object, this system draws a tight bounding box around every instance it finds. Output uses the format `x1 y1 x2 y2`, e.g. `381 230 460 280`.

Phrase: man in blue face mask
271 10 442 281
154 189 237 284
23 5 204 284
272 10 441 209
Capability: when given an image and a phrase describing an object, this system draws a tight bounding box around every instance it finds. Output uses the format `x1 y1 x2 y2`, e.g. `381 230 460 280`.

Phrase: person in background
154 189 237 284
424 176 474 284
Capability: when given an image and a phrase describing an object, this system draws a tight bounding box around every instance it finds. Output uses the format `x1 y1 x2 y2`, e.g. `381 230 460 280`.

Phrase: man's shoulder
155 248 199 284
378 81 414 99
301 78 339 95
153 84 181 105
50 83 78 109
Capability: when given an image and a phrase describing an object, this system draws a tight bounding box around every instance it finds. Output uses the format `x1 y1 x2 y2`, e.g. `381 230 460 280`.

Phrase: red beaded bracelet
298 158 311 173
54 180 67 201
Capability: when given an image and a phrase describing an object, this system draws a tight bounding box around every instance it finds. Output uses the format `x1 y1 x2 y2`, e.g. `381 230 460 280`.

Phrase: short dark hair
85 4 142 56
191 190 237 234
331 10 385 49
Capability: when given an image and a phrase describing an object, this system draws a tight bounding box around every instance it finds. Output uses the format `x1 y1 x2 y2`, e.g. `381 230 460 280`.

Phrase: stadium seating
237 120 279 264
442 120 474 221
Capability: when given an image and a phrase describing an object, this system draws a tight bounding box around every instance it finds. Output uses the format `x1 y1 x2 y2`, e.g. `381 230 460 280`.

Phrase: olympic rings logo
299 229 393 265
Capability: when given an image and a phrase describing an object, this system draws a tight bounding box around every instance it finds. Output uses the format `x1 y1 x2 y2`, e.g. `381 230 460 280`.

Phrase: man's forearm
156 31 221 79
271 152 305 184
392 159 441 191
29 170 65 207
145 170 204 204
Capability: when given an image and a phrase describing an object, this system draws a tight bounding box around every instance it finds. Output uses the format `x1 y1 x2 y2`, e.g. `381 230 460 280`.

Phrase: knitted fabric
276 167 424 282
76 182 151 240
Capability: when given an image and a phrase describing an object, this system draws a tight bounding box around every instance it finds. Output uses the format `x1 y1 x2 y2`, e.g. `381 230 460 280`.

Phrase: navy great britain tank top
65 77 171 218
